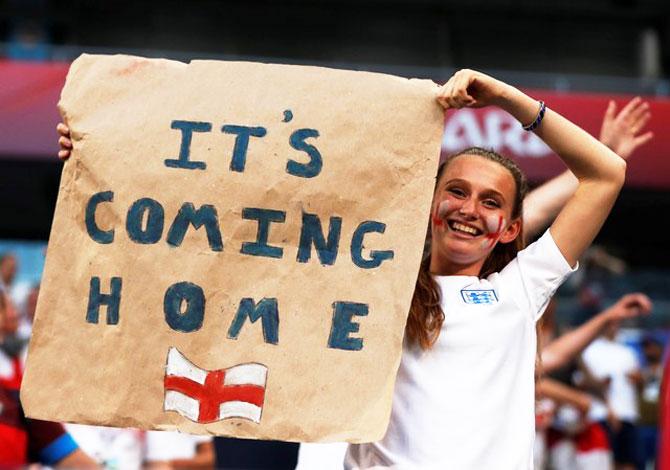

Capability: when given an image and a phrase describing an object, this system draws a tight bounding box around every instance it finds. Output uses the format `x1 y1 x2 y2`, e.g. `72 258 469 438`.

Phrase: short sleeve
497 229 577 321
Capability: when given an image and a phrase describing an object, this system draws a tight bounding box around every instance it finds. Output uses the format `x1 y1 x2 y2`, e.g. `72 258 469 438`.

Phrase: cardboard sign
21 54 443 442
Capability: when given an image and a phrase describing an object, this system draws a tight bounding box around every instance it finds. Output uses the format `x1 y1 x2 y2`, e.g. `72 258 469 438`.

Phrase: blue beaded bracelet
522 100 546 131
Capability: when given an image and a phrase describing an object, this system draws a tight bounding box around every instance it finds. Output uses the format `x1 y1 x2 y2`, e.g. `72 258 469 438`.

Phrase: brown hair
406 147 528 349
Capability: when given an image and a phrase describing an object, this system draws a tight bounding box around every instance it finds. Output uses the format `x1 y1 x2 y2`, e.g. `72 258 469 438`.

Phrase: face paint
431 196 507 267
481 215 505 250
432 200 450 227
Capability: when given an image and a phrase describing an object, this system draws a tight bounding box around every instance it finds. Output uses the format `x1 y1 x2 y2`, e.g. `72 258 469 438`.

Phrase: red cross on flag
163 347 268 424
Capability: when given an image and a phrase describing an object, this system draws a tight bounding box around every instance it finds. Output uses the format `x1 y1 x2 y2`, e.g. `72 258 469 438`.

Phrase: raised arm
523 97 652 240
532 108 626 266
439 69 626 266
541 293 652 373
537 377 592 414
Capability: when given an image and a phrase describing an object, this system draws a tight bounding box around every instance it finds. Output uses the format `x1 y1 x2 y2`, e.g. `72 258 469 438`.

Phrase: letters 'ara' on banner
21 54 444 442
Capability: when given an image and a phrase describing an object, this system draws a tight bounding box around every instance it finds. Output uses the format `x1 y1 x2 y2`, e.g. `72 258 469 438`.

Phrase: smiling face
430 154 522 276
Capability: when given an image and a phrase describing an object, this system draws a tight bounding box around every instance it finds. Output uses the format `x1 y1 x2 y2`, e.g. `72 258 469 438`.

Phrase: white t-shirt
345 230 575 469
582 338 640 422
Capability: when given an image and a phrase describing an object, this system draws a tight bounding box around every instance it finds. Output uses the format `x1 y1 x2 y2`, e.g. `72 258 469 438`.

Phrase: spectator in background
582 319 645 470
541 293 652 375
0 285 98 468
0 252 31 328
539 379 612 470
5 20 51 61
0 253 17 288
0 288 25 389
0 258 30 388
536 293 652 470
16 282 38 339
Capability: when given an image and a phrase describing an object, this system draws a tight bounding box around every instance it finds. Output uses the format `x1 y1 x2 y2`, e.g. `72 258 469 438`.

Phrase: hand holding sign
436 69 510 110
57 122 72 160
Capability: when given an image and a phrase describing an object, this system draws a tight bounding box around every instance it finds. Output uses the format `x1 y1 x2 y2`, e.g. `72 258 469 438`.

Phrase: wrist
491 82 517 108
495 85 539 125
599 135 613 150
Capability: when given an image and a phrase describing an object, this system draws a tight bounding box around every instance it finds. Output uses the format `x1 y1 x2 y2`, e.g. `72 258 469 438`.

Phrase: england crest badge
460 289 498 305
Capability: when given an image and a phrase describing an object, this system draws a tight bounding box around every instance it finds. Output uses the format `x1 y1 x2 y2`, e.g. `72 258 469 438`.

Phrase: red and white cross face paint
482 214 505 250
432 199 450 228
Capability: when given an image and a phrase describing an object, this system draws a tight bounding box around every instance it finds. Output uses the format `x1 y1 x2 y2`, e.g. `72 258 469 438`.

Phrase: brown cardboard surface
21 54 443 442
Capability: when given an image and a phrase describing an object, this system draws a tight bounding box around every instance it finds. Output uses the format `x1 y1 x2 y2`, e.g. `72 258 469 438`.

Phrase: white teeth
451 222 478 235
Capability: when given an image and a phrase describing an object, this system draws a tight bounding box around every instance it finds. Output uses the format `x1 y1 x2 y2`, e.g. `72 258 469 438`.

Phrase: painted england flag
163 347 268 424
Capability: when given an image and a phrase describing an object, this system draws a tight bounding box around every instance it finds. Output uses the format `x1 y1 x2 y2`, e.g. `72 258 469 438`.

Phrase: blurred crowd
533 255 665 470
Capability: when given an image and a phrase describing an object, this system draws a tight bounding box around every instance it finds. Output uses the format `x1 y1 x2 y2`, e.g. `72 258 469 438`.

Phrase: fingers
603 100 616 122
617 97 652 139
438 75 466 109
630 111 651 135
627 100 650 128
437 77 456 109
452 71 476 107
56 122 70 137
616 96 642 123
603 97 653 159
436 77 453 109
633 293 653 313
624 292 652 307
633 131 654 148
56 122 72 160
607 293 652 321
58 135 72 161
59 136 72 149
619 293 653 316
436 70 477 109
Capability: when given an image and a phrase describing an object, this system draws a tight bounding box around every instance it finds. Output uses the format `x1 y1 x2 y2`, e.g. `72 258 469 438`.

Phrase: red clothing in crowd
0 355 78 466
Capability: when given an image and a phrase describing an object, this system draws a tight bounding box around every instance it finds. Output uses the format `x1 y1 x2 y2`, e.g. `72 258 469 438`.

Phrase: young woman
58 69 629 469
343 69 626 469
